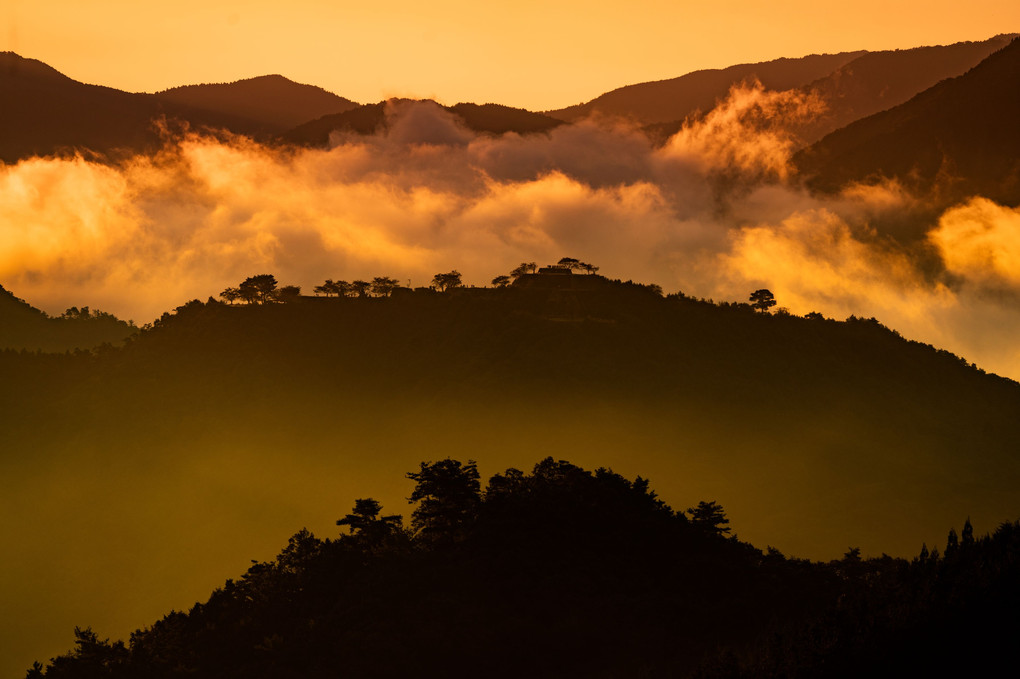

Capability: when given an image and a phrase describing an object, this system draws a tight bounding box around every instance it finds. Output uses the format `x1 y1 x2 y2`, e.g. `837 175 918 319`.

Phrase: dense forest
26 457 1020 678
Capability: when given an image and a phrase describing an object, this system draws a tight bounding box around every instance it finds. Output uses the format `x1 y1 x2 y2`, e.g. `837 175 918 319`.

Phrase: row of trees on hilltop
216 267 786 318
312 276 401 298
308 258 602 298
219 275 301 305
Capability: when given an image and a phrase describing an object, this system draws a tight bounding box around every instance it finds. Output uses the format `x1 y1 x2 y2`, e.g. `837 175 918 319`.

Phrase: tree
337 498 403 542
962 518 975 547
557 257 581 271
219 287 241 304
313 279 338 297
277 285 302 302
238 274 278 304
431 270 463 292
45 627 128 676
491 275 511 288
407 459 481 542
687 500 731 534
749 288 776 313
350 280 371 298
370 276 401 297
510 262 537 280
946 527 959 555
580 262 599 275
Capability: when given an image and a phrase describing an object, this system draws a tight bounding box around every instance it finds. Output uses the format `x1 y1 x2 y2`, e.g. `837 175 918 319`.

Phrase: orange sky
5 1 1019 110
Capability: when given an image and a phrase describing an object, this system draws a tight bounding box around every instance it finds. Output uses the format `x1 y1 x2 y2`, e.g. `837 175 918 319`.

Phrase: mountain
790 34 1017 145
0 52 276 161
5 278 1020 676
548 36 1012 149
285 100 564 145
154 75 358 130
795 37 1020 206
0 53 558 160
0 284 136 351
544 51 865 125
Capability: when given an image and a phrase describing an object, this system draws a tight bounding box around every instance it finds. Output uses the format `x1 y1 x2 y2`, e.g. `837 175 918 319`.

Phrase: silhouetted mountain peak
0 51 73 82
154 74 358 129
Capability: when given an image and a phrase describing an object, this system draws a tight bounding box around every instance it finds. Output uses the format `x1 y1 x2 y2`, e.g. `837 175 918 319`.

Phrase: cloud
659 82 826 181
1 92 1019 380
930 198 1020 292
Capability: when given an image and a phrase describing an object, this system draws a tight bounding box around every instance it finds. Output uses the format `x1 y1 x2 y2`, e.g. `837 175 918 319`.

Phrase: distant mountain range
545 51 867 125
0 52 274 161
154 75 358 129
285 100 564 145
790 35 1017 144
3 36 1019 206
795 36 1020 206
547 35 1014 144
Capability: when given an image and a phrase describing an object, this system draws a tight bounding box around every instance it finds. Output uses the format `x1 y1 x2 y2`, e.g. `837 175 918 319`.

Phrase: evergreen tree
407 459 481 542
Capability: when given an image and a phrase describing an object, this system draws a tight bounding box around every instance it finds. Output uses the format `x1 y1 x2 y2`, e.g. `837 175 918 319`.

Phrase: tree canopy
239 275 279 305
749 288 777 312
430 271 463 292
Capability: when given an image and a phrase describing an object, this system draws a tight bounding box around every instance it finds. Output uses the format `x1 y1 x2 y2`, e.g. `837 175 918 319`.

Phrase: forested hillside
5 276 1020 678
0 285 136 352
27 457 1020 678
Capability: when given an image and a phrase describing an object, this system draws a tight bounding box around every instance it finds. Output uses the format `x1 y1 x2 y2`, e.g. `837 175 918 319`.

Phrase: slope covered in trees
27 458 1020 678
0 284 136 351
795 37 1020 207
4 277 1020 676
789 35 1016 145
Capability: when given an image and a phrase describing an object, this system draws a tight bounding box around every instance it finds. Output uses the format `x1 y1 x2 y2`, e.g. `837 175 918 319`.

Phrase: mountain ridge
544 51 865 124
795 36 1020 206
154 74 359 129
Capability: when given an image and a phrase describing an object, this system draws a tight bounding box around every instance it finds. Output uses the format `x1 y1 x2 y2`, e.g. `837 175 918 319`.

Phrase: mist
2 86 1019 379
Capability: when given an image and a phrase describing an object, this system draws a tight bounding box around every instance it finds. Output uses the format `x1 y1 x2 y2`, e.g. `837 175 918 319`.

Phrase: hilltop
154 75 358 130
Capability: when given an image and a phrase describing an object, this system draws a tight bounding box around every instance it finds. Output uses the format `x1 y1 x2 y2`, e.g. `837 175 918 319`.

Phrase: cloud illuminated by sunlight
2 92 1020 380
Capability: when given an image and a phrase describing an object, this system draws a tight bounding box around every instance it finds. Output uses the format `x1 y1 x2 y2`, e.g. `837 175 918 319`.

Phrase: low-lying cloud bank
2 87 1019 378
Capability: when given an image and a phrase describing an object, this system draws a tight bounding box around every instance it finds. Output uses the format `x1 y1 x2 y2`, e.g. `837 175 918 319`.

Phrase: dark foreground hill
28 458 1020 678
3 279 1020 676
795 37 1020 206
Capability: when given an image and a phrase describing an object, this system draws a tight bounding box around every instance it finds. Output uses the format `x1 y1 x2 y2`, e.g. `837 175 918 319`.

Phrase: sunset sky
5 1 1019 109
